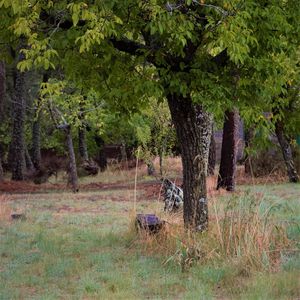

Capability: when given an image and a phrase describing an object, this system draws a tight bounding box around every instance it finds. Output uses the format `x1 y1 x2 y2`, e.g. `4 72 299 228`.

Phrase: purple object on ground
136 214 165 233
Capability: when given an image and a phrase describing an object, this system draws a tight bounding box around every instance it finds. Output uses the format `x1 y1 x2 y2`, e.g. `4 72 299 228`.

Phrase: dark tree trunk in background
65 126 79 192
32 73 48 170
147 161 155 176
120 142 127 161
244 127 255 175
0 61 5 116
217 110 238 191
10 44 26 181
159 149 163 176
275 120 299 183
95 135 107 172
78 126 89 161
167 94 210 231
0 61 5 180
32 111 42 169
0 157 3 182
25 145 35 172
208 123 216 176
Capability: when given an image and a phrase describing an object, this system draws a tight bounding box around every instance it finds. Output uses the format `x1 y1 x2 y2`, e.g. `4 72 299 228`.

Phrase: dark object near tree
31 168 55 184
135 214 165 234
80 159 99 176
94 135 107 172
11 213 26 220
147 161 155 176
217 110 239 191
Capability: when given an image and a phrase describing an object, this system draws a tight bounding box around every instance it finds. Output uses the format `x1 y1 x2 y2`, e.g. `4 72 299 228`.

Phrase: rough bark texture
95 135 107 172
167 94 210 231
244 127 255 176
0 157 3 181
208 123 216 176
0 61 5 180
32 112 42 169
10 45 26 181
0 61 5 116
65 126 79 192
275 120 299 183
78 126 89 161
217 110 238 191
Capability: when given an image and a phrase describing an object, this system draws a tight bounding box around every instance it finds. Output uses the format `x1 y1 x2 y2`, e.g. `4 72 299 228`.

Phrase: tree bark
95 135 107 172
244 127 255 176
0 156 3 182
32 110 42 169
208 123 216 176
0 61 5 116
78 126 89 161
25 144 35 172
275 120 299 183
167 93 210 231
0 61 5 179
65 126 79 192
217 109 238 191
10 43 26 181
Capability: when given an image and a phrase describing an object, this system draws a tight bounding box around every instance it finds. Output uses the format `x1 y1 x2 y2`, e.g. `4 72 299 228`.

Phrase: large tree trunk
167 93 210 231
0 61 5 179
208 123 216 176
78 126 89 161
65 126 79 192
217 109 239 191
10 44 26 181
275 120 299 183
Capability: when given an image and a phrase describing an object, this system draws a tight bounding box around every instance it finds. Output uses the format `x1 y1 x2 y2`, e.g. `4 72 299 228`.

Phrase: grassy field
0 177 299 299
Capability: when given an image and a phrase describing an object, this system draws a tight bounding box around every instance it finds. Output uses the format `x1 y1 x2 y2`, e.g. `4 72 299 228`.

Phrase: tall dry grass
0 194 12 222
127 191 295 274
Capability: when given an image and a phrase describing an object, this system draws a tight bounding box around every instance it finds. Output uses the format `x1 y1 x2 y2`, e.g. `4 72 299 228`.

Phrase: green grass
0 183 299 299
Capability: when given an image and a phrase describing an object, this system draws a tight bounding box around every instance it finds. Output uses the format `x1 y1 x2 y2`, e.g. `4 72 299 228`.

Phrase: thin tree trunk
244 127 255 176
217 109 238 191
10 42 26 181
208 123 216 176
167 93 210 231
25 145 35 172
78 126 89 161
0 61 5 116
95 135 107 172
275 120 299 183
159 149 163 176
120 142 127 161
32 111 42 169
0 157 3 182
65 126 79 192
